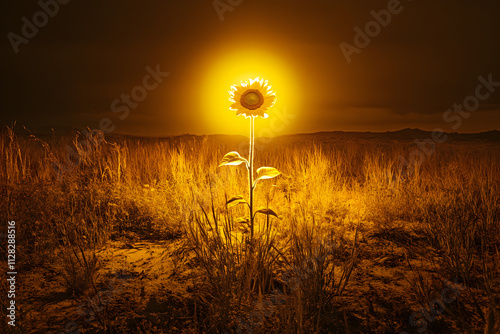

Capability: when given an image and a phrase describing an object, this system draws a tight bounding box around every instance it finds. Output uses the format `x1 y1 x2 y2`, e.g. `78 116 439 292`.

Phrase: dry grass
0 125 499 333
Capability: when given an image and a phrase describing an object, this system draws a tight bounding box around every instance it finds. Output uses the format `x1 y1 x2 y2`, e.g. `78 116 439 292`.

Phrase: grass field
1 125 499 333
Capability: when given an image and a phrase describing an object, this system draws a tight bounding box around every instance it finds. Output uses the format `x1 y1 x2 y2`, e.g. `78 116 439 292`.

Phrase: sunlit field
1 126 499 333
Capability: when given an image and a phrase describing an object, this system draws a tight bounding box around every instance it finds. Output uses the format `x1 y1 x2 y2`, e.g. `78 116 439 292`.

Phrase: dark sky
1 0 499 136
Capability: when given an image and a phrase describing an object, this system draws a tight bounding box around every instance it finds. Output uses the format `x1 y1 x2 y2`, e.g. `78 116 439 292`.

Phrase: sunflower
228 77 276 118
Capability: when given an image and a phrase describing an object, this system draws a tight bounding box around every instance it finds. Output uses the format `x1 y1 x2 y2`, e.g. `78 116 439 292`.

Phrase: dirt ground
4 218 487 334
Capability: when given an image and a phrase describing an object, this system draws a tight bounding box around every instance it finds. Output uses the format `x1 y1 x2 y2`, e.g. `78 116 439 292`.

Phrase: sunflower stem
249 116 255 244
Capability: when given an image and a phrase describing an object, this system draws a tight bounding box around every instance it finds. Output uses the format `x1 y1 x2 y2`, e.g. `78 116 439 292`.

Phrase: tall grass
1 126 499 332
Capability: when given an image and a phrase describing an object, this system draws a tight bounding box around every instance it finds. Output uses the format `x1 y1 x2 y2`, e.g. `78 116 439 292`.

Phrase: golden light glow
229 77 276 118
199 49 302 135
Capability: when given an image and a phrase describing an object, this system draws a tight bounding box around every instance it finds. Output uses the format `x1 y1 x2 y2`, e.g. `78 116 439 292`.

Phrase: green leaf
254 167 281 185
226 195 249 208
254 208 279 219
218 151 248 167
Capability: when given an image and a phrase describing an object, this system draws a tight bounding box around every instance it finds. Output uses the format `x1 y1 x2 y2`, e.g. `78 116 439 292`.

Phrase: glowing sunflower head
228 77 276 118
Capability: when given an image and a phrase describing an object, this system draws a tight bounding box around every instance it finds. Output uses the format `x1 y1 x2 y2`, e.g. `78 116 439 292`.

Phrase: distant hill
272 128 500 143
5 124 500 143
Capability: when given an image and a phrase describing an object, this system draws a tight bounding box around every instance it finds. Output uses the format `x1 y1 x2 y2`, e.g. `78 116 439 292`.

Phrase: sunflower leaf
218 151 249 168
234 216 250 225
254 167 281 185
238 225 250 234
226 195 249 208
254 208 279 219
